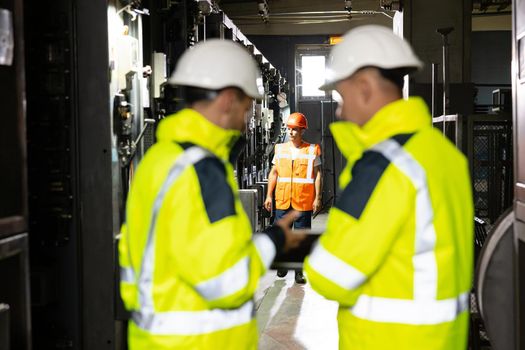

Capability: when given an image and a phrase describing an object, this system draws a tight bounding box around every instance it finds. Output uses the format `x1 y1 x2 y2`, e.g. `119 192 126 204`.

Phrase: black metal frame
0 0 27 238
513 0 525 348
0 234 31 350
76 1 117 348
24 0 118 348
294 45 330 106
0 1 30 348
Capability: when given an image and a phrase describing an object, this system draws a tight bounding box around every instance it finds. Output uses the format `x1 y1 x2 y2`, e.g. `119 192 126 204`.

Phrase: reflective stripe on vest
129 146 256 334
276 143 316 184
306 144 315 181
276 177 315 184
274 154 316 160
311 138 467 325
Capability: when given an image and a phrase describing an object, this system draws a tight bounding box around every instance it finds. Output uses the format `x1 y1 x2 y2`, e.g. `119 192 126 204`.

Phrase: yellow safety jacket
118 109 284 349
274 141 321 211
304 97 473 350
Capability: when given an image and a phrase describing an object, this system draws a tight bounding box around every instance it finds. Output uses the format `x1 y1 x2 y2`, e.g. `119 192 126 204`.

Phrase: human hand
275 210 307 252
264 196 273 212
313 198 321 214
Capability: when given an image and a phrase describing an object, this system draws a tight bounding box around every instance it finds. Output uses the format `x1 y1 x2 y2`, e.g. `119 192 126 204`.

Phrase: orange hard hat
287 112 308 129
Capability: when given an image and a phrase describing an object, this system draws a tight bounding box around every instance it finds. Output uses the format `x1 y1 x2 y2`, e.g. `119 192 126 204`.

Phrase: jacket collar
330 97 431 165
156 108 242 162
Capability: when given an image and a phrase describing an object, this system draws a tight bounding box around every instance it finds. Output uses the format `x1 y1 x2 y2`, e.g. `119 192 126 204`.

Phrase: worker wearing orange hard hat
264 112 322 284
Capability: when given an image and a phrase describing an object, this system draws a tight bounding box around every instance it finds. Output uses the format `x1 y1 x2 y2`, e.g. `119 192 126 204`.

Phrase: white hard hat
320 25 423 91
168 39 264 99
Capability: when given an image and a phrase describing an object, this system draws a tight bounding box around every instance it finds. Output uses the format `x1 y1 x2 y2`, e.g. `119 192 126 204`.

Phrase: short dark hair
184 87 219 105
377 67 413 90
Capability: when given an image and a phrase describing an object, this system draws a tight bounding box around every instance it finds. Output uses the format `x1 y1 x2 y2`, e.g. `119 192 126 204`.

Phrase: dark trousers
273 208 312 278
273 208 312 229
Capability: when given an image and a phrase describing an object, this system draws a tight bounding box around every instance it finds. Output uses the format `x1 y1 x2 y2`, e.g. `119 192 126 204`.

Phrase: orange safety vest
274 141 320 211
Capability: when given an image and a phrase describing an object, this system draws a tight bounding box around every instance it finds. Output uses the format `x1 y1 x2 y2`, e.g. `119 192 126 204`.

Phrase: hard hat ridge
168 39 265 99
320 25 423 91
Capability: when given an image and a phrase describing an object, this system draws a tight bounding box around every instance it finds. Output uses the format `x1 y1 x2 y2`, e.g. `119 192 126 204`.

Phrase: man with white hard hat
118 39 305 349
301 25 474 349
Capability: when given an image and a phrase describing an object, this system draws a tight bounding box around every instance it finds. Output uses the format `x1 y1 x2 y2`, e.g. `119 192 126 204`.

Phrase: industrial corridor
1 0 525 349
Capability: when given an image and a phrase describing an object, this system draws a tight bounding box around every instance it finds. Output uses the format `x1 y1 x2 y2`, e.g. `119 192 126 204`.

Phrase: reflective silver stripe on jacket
308 242 366 290
120 267 135 284
253 233 277 269
138 146 212 311
118 230 137 285
345 138 466 325
132 300 255 335
372 139 438 300
131 146 256 334
350 292 469 325
196 257 250 301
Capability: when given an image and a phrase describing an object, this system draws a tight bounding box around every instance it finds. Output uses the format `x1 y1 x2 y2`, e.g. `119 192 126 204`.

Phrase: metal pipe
431 63 438 118
442 42 448 118
135 118 155 146
319 101 327 211
436 27 454 138
320 101 326 163
329 96 337 204
436 27 454 116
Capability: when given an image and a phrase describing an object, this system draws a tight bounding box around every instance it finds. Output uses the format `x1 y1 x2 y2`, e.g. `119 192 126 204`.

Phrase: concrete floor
255 213 339 349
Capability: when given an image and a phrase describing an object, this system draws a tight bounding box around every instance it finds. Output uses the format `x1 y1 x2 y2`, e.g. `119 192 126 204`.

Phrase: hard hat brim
319 62 424 92
319 80 338 91
168 79 265 100
247 89 265 100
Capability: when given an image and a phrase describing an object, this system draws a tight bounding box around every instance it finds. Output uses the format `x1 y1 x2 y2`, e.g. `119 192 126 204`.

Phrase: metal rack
432 113 513 226
466 114 513 225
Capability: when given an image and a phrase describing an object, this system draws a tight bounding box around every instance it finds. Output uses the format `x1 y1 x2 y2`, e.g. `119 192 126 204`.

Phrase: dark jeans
273 208 312 229
273 208 312 279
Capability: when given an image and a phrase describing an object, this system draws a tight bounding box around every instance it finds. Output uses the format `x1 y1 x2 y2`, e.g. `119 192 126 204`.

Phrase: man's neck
291 139 302 148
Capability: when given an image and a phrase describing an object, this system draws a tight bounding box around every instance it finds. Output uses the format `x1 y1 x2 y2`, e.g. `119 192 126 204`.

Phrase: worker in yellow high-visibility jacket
301 25 474 349
118 39 304 350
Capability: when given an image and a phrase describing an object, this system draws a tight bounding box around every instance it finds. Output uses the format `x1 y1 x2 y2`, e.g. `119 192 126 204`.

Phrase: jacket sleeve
167 157 285 309
304 151 414 307
118 223 139 310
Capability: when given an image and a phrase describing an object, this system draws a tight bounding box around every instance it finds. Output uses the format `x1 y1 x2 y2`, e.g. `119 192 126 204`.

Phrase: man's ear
357 75 373 104
215 89 236 113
